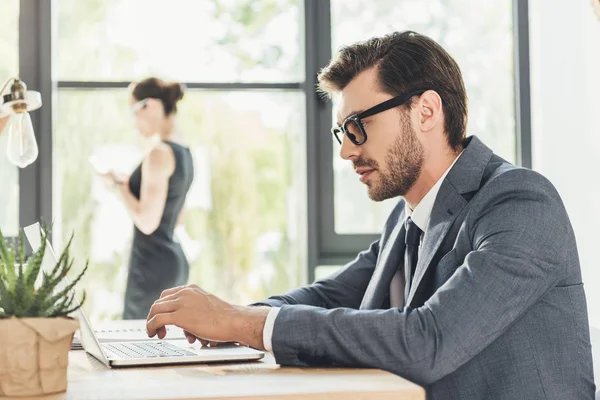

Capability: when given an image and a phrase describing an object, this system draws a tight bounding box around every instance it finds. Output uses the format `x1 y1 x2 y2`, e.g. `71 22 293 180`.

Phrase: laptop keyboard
103 341 197 359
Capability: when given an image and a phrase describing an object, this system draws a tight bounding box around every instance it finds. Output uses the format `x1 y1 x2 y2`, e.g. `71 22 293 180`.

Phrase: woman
113 77 194 319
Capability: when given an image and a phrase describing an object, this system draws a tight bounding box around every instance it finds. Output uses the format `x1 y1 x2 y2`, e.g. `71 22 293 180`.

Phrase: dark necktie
404 217 422 303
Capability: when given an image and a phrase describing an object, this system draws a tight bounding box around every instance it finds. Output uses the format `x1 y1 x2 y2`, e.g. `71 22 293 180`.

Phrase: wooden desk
24 351 425 400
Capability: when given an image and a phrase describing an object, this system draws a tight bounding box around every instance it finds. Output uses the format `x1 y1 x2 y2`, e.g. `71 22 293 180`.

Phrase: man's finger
152 292 182 307
146 312 176 338
146 295 179 321
184 330 197 344
157 326 167 340
147 299 179 322
203 340 236 347
159 285 188 299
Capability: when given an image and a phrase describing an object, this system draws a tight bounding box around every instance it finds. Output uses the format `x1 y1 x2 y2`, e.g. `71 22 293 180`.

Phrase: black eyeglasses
331 89 428 145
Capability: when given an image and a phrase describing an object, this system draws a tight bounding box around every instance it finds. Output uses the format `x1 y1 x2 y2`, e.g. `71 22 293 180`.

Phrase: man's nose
339 135 361 161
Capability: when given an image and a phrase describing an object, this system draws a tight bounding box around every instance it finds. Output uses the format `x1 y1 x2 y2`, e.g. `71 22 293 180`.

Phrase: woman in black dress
113 77 194 319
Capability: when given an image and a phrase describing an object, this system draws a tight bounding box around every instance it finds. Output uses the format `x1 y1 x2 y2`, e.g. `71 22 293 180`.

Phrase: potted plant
0 225 87 397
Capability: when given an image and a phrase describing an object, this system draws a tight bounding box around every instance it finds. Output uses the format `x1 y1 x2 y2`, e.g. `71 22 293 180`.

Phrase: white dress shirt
388 151 463 308
262 152 463 352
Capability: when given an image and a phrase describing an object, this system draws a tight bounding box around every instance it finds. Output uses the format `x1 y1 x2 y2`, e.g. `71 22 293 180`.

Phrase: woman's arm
119 143 175 235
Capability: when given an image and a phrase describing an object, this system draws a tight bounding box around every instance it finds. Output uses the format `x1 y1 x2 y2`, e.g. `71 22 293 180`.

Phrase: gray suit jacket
258 136 595 399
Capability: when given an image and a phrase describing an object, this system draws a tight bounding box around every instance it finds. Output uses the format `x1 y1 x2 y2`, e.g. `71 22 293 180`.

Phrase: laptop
24 223 265 367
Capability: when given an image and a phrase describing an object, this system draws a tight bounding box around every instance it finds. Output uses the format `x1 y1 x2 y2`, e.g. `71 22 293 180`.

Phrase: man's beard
354 116 424 202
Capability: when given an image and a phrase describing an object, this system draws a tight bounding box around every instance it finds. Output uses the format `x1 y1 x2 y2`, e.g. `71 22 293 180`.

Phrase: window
19 0 530 293
57 0 301 83
330 0 516 235
54 1 306 321
0 0 19 237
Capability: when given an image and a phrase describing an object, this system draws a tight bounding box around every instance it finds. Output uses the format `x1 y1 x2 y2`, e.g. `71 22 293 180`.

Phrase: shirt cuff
262 307 281 353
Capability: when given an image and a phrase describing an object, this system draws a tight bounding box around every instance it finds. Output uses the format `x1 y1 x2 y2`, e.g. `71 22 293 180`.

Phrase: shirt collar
405 151 463 232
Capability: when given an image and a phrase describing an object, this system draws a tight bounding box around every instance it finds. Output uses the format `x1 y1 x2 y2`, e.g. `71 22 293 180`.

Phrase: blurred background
1 0 599 330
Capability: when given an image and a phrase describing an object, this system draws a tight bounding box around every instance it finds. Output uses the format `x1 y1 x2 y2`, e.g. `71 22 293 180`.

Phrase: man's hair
318 31 467 150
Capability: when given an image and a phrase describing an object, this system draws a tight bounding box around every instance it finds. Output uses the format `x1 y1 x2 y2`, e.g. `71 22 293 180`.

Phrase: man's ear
417 90 443 133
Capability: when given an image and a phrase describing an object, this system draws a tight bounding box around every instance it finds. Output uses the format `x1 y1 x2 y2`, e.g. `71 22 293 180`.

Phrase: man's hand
145 284 270 350
183 332 237 348
182 329 234 347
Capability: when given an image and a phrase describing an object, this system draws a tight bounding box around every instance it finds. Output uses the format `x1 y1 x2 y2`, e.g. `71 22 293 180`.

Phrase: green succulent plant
0 224 87 318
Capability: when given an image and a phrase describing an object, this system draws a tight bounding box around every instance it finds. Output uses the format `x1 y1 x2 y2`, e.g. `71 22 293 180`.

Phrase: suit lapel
360 210 406 310
406 185 466 305
406 136 494 306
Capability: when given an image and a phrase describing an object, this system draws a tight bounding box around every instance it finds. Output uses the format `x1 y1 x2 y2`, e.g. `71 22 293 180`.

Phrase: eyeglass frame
331 89 430 146
131 98 150 116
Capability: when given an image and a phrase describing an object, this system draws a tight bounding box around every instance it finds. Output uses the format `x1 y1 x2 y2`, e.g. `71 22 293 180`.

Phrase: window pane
0 0 20 236
53 89 306 321
56 0 302 83
331 0 515 234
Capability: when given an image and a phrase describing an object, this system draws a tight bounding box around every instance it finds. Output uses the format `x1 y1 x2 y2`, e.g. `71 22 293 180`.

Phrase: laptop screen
23 223 73 293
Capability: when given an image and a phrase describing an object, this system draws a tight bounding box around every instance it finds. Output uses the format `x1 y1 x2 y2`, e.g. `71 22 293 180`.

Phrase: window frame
18 0 531 283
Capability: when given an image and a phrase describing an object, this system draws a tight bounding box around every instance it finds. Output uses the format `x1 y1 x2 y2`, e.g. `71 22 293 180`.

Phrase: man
146 31 595 399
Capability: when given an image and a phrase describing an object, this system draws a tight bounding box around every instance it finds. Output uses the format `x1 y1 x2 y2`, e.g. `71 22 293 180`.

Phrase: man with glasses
146 31 595 399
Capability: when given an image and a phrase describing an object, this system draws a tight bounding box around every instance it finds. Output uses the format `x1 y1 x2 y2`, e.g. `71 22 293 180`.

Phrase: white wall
529 0 600 328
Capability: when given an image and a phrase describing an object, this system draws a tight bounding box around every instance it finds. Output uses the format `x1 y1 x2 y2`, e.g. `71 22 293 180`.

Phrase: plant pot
0 317 79 397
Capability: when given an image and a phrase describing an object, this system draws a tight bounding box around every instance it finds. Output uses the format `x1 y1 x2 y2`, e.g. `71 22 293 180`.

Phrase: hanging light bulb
0 77 42 168
6 111 38 168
